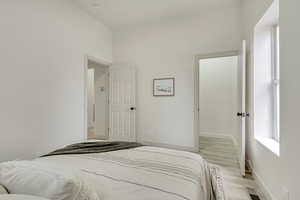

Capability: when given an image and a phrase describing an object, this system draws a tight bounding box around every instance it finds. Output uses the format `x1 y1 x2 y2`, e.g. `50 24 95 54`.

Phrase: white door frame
194 50 239 150
84 55 112 141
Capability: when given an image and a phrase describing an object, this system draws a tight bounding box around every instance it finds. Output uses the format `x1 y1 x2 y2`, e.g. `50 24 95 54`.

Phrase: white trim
84 55 112 141
271 25 280 142
193 57 200 153
252 169 277 200
255 137 280 156
141 141 198 153
252 0 280 141
200 132 235 139
248 160 278 200
87 55 112 66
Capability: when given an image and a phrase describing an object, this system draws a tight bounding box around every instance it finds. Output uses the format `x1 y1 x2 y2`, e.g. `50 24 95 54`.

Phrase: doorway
84 57 137 142
195 43 246 176
86 58 110 140
198 55 239 139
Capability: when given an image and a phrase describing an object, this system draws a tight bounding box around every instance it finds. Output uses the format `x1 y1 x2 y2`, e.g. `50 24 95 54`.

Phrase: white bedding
0 161 99 200
0 195 49 200
1 146 225 200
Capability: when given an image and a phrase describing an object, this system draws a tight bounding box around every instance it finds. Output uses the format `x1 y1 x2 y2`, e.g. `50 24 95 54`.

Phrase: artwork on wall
153 78 175 96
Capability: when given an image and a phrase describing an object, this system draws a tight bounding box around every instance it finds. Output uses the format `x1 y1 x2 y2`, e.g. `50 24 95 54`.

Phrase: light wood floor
199 136 263 200
88 127 97 139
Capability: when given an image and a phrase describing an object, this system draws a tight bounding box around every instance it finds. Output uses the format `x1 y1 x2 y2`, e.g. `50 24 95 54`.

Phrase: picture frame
153 78 175 97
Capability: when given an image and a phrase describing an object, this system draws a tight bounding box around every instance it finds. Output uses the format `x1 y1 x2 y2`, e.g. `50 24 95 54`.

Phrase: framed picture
153 78 175 96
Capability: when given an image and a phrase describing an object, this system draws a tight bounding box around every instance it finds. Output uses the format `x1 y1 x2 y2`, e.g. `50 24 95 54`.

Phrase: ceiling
74 0 240 30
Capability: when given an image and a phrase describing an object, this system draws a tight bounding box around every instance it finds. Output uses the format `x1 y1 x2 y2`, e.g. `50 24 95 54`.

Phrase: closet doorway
84 56 137 142
86 57 110 140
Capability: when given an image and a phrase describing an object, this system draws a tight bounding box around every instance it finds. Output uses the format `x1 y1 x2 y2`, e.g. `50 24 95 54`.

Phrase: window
253 0 279 155
271 25 280 141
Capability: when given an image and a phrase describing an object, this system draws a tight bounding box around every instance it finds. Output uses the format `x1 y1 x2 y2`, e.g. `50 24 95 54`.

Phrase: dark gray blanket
42 141 143 157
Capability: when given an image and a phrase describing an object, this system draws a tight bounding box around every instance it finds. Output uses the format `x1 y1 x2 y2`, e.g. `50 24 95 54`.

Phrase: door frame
193 51 239 151
84 55 112 141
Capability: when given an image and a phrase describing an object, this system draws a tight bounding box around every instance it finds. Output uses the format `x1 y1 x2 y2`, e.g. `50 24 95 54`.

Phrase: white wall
0 0 112 162
113 4 241 149
280 1 300 199
243 0 300 199
199 56 238 138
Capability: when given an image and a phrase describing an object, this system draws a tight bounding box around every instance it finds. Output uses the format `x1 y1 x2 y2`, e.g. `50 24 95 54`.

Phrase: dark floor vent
248 188 261 200
250 194 260 200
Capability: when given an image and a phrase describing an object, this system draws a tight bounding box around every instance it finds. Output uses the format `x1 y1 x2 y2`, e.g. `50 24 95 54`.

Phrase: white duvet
0 146 224 200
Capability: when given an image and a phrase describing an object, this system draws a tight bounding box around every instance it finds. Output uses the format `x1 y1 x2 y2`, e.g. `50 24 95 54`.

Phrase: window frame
271 25 280 142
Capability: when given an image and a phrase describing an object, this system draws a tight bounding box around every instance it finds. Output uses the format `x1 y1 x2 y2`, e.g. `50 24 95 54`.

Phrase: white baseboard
200 132 235 140
247 159 277 200
141 141 198 153
199 133 238 146
252 169 276 200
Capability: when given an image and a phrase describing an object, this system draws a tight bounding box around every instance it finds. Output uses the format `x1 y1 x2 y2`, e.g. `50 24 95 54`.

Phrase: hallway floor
199 135 264 200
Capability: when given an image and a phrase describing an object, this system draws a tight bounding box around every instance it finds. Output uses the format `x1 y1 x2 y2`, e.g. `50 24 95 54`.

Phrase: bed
0 142 226 200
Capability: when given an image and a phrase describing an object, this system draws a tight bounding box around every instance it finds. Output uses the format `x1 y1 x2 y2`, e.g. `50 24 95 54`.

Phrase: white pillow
0 194 49 200
0 161 99 200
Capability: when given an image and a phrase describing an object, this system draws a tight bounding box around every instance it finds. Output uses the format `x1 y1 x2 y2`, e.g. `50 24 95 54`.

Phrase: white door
237 40 247 176
109 65 136 142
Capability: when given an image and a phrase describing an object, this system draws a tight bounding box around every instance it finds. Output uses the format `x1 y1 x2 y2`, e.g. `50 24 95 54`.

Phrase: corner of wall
252 169 277 200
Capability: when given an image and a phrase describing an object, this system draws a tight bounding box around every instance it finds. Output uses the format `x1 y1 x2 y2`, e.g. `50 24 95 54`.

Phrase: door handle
237 112 250 117
130 107 136 111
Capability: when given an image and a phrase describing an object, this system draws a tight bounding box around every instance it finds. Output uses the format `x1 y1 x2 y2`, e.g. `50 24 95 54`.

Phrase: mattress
36 146 225 200
0 145 226 200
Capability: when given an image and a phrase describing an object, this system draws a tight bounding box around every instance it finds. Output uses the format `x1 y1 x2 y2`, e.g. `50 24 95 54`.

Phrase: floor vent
250 194 260 200
248 188 261 200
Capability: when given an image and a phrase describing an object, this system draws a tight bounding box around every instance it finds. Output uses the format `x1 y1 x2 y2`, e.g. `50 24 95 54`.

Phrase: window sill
255 137 280 156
